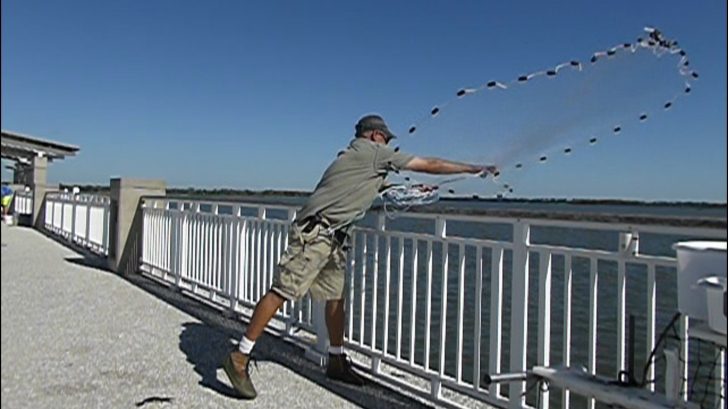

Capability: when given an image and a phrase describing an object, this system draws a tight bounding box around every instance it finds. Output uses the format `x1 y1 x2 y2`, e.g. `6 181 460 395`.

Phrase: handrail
43 193 111 255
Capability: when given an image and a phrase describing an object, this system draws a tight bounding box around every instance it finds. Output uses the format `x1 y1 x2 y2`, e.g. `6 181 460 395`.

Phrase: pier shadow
64 254 109 270
36 228 116 273
53 243 432 408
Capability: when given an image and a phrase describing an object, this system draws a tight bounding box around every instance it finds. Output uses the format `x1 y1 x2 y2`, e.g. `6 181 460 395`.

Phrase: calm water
176 194 726 407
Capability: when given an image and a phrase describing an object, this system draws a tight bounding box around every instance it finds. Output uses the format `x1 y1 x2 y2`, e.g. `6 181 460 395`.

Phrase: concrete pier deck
1 224 433 409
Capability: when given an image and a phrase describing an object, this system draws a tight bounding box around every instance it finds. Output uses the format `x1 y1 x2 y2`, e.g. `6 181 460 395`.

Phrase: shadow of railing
60 249 433 409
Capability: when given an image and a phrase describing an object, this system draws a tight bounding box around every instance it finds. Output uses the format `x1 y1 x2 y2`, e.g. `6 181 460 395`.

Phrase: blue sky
2 0 726 202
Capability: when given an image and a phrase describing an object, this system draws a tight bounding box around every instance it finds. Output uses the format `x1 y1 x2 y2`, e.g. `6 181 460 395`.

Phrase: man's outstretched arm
404 157 496 175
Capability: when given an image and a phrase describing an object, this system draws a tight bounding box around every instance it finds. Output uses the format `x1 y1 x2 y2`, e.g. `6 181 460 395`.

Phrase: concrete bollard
108 178 166 275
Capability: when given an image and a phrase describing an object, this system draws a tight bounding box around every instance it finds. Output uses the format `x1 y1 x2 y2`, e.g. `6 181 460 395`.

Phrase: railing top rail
381 205 726 226
385 208 726 237
143 195 299 212
141 195 726 237
46 192 110 204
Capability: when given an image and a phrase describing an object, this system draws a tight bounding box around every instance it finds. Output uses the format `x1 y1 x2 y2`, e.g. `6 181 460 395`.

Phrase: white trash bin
672 241 727 321
697 276 727 335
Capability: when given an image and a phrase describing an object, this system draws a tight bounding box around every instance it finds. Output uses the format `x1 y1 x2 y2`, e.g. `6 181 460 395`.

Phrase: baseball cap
355 114 397 141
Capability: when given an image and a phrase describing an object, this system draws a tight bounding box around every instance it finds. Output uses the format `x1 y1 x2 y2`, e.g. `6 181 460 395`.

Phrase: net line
610 312 722 408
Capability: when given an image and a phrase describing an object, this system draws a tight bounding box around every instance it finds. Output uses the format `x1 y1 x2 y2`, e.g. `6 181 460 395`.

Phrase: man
223 114 496 398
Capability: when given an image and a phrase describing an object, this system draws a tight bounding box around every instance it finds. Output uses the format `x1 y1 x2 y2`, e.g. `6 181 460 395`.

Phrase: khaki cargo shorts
271 222 347 301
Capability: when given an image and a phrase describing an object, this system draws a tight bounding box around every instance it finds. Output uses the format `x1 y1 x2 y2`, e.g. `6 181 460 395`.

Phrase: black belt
297 215 349 247
297 215 330 233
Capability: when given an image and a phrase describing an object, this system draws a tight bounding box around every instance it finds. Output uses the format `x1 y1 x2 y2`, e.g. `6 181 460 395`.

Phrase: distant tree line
167 187 310 197
57 184 310 197
55 183 724 207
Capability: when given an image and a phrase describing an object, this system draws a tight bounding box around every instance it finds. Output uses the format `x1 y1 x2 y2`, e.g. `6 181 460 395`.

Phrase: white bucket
672 241 727 321
2 215 13 225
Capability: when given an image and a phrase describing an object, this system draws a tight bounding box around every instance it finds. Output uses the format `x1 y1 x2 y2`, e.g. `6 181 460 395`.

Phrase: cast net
383 27 697 209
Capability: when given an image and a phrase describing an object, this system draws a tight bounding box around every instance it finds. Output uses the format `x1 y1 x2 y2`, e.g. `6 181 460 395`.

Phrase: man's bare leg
244 290 286 341
325 298 345 346
324 298 364 385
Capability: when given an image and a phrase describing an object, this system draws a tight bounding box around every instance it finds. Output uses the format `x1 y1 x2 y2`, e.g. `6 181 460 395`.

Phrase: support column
31 155 48 227
108 178 166 275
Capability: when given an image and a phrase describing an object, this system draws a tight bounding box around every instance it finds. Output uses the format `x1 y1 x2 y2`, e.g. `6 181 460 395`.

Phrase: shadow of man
178 322 241 398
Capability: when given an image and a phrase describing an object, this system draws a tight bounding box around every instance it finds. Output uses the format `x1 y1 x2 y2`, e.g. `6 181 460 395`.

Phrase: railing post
168 202 179 286
102 199 110 255
509 220 530 409
176 204 189 290
85 200 92 248
305 300 329 366
306 209 341 367
620 231 639 255
41 193 48 227
616 231 638 377
664 348 681 403
431 216 447 402
537 251 552 409
371 356 382 375
431 377 442 400
60 197 65 237
190 202 201 293
371 214 385 354
69 196 77 243
377 213 386 232
47 196 53 230
210 203 220 303
150 200 160 276
435 217 446 238
54 197 60 233
256 207 266 301
438 216 449 385
226 204 242 316
489 246 504 398
239 206 249 303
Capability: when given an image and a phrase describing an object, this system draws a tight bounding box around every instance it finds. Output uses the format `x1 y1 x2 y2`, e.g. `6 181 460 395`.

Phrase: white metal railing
43 192 111 255
140 200 318 337
13 189 33 215
139 198 726 409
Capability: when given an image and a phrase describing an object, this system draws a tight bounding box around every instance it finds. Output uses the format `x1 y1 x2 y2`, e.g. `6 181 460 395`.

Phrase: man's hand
413 184 437 193
473 165 498 177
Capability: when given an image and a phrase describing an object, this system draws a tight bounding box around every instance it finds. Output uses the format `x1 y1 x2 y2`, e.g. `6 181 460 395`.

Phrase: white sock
328 345 345 355
238 336 256 355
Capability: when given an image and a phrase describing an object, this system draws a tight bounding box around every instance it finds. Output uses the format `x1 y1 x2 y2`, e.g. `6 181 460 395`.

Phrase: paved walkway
1 224 433 409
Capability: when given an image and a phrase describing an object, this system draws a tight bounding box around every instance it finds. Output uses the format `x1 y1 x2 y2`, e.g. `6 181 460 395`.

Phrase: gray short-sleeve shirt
297 138 415 227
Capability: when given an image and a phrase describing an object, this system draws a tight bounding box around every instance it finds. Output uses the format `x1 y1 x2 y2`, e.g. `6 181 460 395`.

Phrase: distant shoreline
62 184 726 208
157 188 728 208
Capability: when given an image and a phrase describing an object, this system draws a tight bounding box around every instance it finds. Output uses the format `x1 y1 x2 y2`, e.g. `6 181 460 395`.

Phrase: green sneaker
222 351 257 399
326 354 365 386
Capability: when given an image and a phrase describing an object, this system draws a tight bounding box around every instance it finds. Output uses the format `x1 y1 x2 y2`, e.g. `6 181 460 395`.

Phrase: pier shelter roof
1 129 79 162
